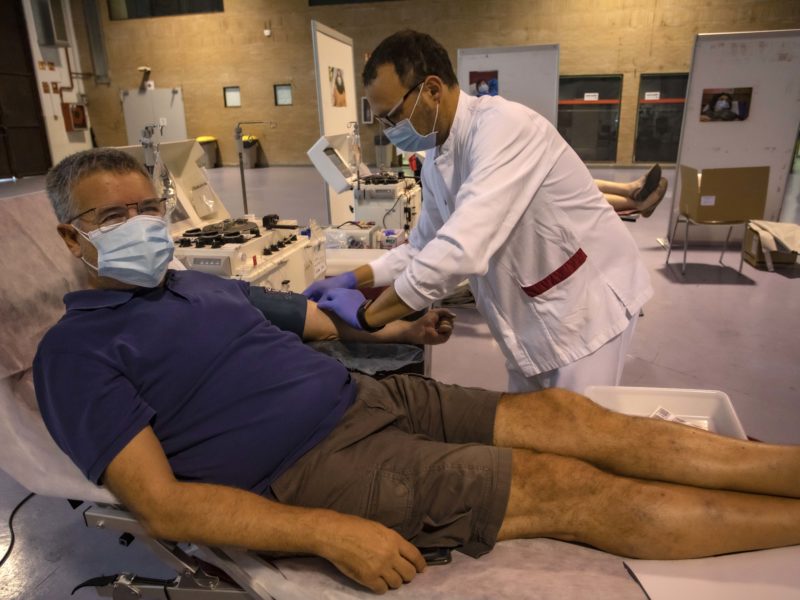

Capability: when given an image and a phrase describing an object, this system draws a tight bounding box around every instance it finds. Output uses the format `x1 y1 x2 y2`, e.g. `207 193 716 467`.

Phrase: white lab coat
370 91 652 377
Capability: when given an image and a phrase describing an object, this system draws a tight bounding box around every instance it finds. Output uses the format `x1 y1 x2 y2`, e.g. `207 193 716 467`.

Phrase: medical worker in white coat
305 30 653 393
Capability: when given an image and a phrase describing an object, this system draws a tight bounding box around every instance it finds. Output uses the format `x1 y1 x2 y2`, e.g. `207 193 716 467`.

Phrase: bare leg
596 178 639 198
603 192 637 211
498 449 800 559
596 164 661 201
493 389 800 498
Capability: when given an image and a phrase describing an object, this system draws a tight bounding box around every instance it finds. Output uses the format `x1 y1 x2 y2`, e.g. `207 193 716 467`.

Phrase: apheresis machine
307 133 421 251
123 138 327 292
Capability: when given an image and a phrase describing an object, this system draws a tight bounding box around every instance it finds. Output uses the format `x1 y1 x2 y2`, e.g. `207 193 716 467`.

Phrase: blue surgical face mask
75 215 174 287
383 86 439 152
714 99 730 111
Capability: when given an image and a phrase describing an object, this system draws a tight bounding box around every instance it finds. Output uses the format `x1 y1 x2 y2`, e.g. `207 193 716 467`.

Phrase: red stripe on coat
521 248 587 298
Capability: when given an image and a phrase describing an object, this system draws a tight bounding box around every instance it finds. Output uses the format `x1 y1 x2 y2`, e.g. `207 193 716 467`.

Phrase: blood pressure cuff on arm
248 287 307 338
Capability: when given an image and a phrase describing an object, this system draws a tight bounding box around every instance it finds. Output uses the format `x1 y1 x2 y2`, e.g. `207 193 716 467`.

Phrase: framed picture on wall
274 84 293 106
699 87 752 122
469 70 499 97
328 67 347 107
361 96 373 124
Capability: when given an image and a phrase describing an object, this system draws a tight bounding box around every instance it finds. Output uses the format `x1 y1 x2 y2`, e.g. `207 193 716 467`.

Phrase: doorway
0 0 52 178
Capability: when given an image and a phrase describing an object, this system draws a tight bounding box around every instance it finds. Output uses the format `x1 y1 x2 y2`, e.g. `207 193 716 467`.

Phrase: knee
501 449 621 542
525 387 611 423
508 450 611 519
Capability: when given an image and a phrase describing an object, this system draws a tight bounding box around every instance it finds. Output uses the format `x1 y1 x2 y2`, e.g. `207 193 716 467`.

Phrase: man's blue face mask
383 83 439 153
74 215 174 288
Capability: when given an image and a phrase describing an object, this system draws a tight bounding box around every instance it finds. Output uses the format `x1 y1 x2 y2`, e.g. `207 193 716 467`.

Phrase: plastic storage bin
242 135 258 169
584 386 747 439
196 135 218 168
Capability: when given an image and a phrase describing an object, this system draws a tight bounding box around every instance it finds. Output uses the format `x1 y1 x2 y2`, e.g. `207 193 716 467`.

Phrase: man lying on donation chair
34 148 800 595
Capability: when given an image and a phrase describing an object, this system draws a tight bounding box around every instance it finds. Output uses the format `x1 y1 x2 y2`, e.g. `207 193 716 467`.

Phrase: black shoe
634 164 662 203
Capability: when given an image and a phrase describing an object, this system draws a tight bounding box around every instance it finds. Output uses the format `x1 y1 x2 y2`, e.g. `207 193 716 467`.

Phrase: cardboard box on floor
742 224 798 268
679 165 769 222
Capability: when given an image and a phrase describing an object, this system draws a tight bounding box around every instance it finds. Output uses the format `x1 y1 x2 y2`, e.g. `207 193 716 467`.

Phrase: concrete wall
69 0 800 166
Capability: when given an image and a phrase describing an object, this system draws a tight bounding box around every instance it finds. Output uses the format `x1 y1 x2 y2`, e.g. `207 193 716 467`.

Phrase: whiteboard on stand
457 44 559 125
311 21 359 227
670 29 800 243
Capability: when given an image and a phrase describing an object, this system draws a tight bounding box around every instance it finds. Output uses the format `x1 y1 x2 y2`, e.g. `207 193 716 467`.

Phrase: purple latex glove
316 288 367 330
302 271 357 301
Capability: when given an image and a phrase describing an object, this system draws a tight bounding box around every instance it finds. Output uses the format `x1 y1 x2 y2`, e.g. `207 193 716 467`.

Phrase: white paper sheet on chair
624 545 800 600
199 539 646 600
0 374 116 504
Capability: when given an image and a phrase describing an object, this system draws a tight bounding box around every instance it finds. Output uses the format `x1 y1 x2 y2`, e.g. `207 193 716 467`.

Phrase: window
557 75 622 162
108 0 224 20
223 86 240 108
634 74 688 163
274 84 293 106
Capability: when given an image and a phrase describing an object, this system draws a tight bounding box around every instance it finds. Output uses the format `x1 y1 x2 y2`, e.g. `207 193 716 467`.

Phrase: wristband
356 299 385 332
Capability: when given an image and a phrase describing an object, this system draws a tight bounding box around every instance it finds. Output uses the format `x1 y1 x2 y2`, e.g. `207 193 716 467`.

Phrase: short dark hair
363 30 458 88
45 148 151 223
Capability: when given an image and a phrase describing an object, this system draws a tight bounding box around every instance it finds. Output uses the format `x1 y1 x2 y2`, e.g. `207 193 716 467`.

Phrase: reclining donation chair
3 189 777 599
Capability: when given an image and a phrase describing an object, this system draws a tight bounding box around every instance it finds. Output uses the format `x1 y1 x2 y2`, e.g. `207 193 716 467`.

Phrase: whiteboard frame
457 44 559 125
669 29 800 243
311 21 358 226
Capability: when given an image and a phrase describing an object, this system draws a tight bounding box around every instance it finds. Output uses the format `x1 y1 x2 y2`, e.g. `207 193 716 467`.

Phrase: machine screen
323 147 353 178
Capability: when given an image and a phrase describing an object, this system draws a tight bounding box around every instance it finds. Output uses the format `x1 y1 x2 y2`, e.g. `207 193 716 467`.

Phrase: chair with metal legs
666 214 746 274
665 165 769 275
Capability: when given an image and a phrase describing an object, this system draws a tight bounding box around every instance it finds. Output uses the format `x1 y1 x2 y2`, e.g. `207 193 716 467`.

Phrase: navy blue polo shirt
33 270 357 495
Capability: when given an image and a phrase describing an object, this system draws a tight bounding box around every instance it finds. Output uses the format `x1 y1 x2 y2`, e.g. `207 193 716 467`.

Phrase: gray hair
45 148 151 223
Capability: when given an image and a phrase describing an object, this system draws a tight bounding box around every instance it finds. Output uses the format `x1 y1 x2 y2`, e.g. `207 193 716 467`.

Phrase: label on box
583 92 599 101
644 91 661 100
700 195 716 207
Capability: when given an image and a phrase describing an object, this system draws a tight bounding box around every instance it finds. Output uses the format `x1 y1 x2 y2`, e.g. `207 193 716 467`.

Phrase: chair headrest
0 191 88 379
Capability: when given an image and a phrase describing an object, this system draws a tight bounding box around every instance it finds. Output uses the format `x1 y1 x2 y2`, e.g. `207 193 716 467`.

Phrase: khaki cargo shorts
270 373 512 557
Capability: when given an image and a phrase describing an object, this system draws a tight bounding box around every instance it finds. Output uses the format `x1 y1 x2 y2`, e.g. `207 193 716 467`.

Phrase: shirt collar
437 90 475 160
64 288 136 311
63 269 187 311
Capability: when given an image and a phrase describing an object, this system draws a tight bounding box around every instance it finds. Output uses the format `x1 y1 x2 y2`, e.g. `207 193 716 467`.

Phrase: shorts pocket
365 469 414 537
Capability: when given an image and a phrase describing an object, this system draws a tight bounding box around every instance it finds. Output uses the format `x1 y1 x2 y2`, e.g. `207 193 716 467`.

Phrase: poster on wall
468 70 499 96
329 67 347 107
700 87 752 121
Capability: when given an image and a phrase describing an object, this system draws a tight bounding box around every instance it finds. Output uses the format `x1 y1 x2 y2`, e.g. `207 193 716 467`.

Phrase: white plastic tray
584 386 748 440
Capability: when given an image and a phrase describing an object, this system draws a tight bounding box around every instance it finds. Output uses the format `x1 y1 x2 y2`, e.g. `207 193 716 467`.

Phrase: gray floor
1 165 799 599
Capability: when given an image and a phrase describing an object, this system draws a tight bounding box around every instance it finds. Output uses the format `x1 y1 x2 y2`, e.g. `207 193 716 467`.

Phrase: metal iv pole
234 121 265 215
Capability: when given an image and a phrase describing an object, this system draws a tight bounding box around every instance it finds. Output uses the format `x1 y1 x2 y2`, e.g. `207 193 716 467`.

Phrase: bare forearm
130 479 425 593
353 264 375 287
140 480 334 557
364 285 415 328
343 318 417 343
104 427 426 593
306 302 417 344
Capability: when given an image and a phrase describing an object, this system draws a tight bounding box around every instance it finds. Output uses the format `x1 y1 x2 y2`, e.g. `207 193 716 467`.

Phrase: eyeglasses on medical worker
375 79 426 128
69 197 176 232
